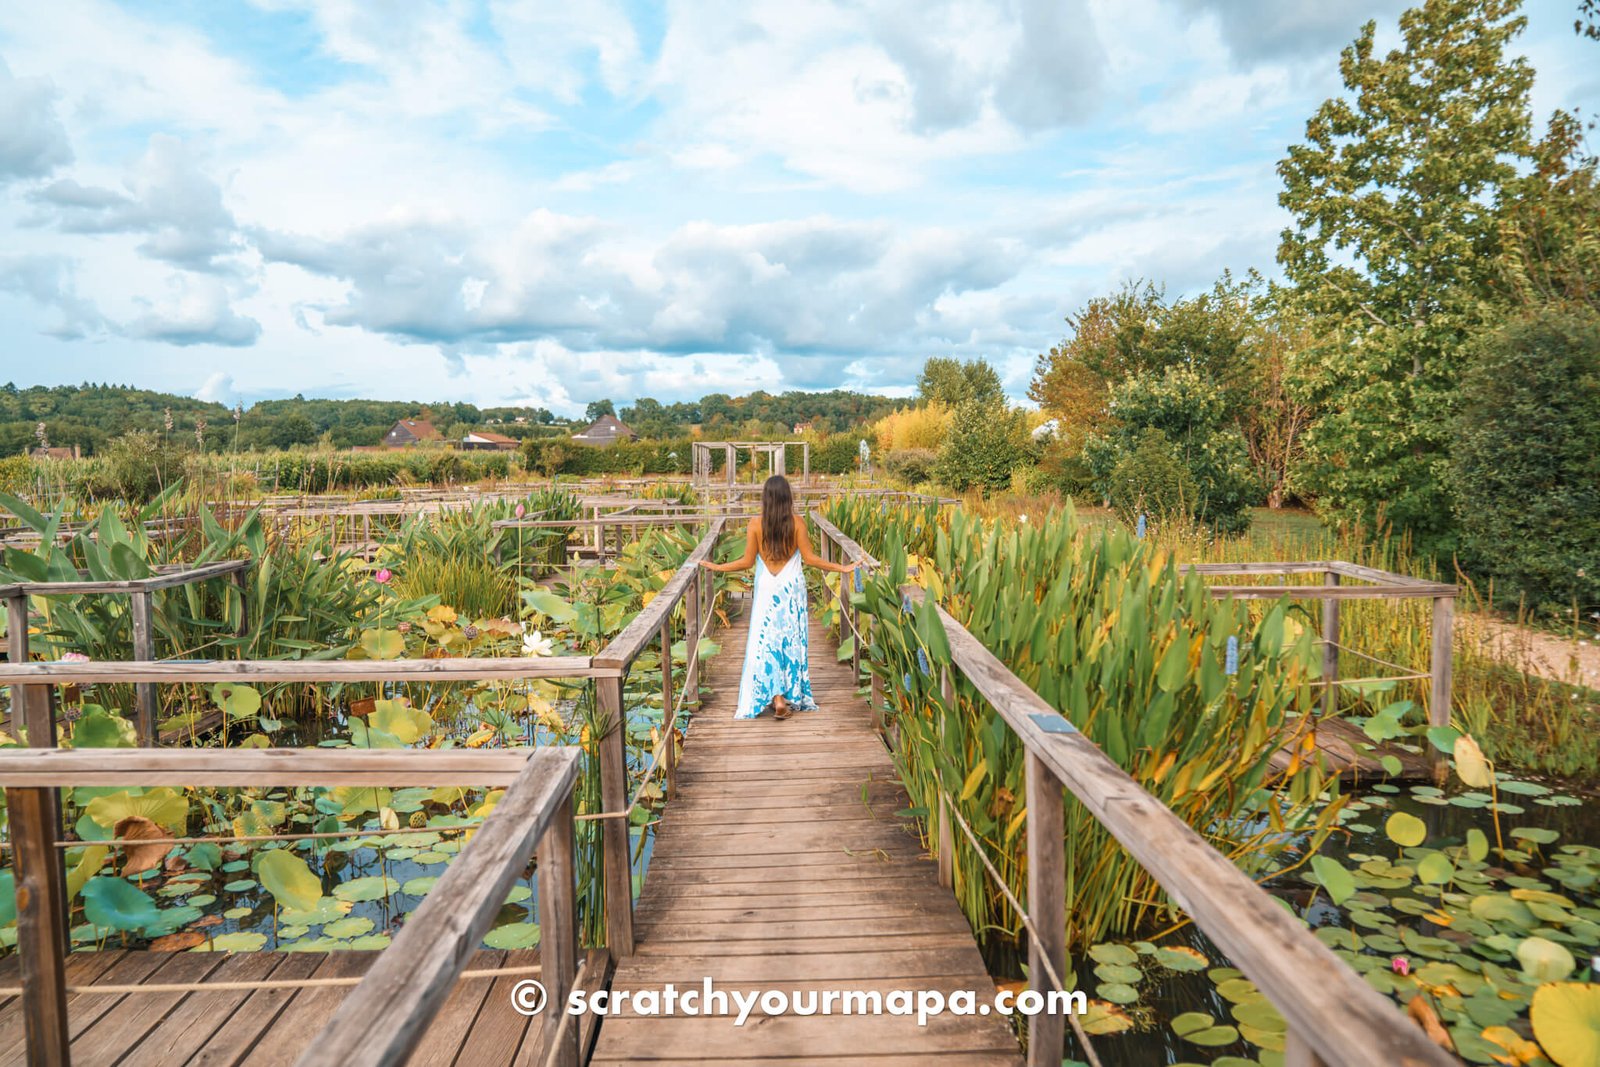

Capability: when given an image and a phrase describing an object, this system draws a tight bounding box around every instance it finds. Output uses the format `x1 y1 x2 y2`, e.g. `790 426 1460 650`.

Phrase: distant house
461 429 519 451
382 419 441 448
792 420 818 434
571 414 636 447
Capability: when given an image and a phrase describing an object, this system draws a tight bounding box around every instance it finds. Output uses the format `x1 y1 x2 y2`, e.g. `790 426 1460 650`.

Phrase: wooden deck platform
0 947 564 1066
590 604 1023 1066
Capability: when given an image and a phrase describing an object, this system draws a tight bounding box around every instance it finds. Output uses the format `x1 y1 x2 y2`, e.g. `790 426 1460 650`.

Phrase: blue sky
1 0 1595 417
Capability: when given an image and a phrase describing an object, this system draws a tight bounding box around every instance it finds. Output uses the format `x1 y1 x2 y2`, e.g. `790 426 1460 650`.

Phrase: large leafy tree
917 357 1005 409
1277 0 1538 549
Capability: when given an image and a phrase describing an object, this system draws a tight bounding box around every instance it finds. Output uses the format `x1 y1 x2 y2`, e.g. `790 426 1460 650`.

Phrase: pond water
970 772 1600 1067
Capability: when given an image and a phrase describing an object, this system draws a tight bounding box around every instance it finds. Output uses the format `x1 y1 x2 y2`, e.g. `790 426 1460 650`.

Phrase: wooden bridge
589 608 1022 1066
0 512 1459 1067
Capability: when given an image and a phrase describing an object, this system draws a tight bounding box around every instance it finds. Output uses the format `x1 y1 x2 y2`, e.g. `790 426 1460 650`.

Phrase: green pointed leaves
1311 855 1357 905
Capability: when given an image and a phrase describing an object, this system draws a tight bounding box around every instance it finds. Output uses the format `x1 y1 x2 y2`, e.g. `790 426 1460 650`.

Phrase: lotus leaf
1517 936 1576 982
258 849 322 913
81 876 160 932
1531 982 1600 1067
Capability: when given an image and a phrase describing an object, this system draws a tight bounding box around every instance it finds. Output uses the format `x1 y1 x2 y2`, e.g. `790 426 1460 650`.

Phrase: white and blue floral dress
733 551 819 719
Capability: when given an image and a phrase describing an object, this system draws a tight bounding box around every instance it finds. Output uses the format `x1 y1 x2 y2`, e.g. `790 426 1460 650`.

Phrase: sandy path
1460 612 1600 690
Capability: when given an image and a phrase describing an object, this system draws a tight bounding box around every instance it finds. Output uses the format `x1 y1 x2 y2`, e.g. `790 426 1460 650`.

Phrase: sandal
772 695 792 720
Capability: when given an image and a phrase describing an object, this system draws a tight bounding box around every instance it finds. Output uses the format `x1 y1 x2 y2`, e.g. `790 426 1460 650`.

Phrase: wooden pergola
689 440 810 486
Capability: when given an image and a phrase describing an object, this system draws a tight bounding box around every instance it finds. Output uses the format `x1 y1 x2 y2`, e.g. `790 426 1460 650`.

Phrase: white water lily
522 630 554 657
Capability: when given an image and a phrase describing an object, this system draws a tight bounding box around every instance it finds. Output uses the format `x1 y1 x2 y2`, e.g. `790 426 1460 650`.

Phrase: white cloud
0 58 72 182
196 370 235 403
126 273 261 347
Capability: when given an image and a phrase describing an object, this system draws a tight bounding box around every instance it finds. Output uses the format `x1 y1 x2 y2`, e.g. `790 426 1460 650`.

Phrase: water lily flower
1018 514 1028 523
397 621 412 634
374 568 393 584
1391 957 1410 976
61 652 90 663
522 631 554 657
514 503 526 518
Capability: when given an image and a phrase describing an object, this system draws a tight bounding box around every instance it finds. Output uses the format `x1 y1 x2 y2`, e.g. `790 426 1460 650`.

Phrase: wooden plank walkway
0 948 558 1066
590 603 1023 1066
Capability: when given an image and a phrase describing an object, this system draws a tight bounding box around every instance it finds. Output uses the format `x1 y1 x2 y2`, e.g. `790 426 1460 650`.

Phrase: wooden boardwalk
0 948 559 1066
590 604 1023 1066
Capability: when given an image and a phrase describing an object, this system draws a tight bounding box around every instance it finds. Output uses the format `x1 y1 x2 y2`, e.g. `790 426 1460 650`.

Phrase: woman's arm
699 520 760 572
795 515 859 574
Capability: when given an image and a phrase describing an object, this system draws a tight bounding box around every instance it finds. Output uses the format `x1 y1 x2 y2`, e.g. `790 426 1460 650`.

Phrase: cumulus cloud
126 274 261 347
1171 0 1404 65
256 209 1027 365
0 254 105 339
871 0 1104 132
0 57 72 182
196 370 235 403
29 136 244 272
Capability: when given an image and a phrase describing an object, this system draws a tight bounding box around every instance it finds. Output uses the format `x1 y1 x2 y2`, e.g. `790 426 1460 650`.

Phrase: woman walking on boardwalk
699 475 860 720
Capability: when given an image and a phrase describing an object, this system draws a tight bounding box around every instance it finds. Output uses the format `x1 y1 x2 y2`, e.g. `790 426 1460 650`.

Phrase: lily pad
1087 943 1139 967
1096 983 1139 1005
483 923 541 950
1385 812 1426 848
1531 982 1600 1067
81 876 160 933
258 850 322 913
333 876 395 904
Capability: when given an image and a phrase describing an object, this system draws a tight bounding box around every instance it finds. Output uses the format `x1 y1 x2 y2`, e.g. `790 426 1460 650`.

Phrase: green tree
584 399 616 422
1451 307 1600 615
1277 0 1540 549
932 397 1031 494
917 357 1005 408
1084 367 1260 533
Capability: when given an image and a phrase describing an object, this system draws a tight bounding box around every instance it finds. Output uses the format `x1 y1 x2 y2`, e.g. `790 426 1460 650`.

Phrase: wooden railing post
130 590 157 747
684 573 700 712
1321 572 1340 717
937 667 956 890
1284 1031 1329 1067
659 619 676 801
6 786 70 1067
596 673 635 955
1430 594 1453 730
537 792 580 1067
1024 751 1066 1067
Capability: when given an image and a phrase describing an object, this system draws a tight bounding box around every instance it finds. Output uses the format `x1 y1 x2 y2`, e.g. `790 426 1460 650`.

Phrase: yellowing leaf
258 849 323 913
1531 982 1600 1067
1453 734 1494 788
959 763 987 802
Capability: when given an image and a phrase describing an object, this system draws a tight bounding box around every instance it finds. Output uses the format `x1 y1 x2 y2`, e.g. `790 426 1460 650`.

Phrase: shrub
86 431 188 502
1085 366 1259 532
932 399 1033 495
1103 430 1197 528
882 448 939 484
872 402 952 451
1452 307 1600 615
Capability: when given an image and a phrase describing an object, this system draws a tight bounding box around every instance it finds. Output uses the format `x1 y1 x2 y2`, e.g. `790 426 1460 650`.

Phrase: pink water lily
514 503 526 518
60 652 90 663
374 568 393 584
1391 957 1410 976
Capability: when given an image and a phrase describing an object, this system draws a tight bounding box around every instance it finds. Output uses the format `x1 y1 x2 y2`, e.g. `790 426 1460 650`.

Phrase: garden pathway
589 607 1023 1066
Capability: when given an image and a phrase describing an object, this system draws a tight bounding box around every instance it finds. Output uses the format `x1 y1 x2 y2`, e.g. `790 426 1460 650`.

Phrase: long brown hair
759 475 797 561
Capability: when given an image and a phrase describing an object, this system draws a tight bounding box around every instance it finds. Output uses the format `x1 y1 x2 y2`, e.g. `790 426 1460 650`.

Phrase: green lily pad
258 850 322 913
324 916 375 939
1182 1024 1240 1046
333 876 395 904
1385 812 1427 848
1096 983 1140 1005
1088 943 1139 966
204 931 268 952
483 923 541 950
81 877 160 932
1171 1011 1215 1037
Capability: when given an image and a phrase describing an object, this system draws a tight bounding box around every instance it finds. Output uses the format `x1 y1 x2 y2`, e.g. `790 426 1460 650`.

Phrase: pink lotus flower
374 568 393 584
514 503 526 518
397 621 412 634
1391 957 1410 976
61 652 90 663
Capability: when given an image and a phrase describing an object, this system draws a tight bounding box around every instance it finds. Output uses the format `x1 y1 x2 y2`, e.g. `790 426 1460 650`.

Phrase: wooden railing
2 559 252 747
809 513 1456 1067
0 746 583 1067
